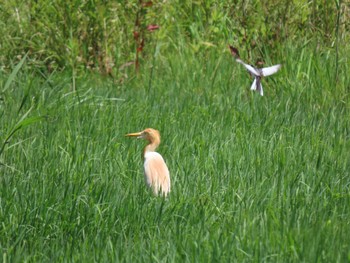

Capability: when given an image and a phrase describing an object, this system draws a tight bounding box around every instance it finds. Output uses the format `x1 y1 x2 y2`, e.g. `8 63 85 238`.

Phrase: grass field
1 42 349 262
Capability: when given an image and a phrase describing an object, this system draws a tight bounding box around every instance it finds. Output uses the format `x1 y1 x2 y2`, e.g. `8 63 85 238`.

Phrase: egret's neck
143 137 160 156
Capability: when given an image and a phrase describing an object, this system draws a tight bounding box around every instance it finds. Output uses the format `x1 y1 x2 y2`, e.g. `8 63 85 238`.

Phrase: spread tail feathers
251 77 264 96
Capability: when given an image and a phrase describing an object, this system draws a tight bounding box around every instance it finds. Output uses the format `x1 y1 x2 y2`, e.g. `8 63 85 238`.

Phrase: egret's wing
236 59 260 76
144 152 170 196
250 78 257 90
261 64 281 77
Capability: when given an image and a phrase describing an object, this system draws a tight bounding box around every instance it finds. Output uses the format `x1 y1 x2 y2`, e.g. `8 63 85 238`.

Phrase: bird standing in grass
126 128 171 197
229 45 281 96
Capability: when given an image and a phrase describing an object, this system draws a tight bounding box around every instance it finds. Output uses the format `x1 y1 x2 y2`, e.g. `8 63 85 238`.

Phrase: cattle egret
126 128 171 197
229 45 281 96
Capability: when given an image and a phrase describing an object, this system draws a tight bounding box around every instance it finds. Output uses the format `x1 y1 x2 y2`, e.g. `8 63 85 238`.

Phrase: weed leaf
3 53 28 93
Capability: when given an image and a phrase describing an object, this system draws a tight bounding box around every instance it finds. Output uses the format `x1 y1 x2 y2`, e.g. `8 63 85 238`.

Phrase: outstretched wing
261 64 281 77
236 59 260 76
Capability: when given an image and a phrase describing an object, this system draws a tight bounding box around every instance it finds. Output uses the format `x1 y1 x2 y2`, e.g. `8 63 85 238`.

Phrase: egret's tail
251 77 264 96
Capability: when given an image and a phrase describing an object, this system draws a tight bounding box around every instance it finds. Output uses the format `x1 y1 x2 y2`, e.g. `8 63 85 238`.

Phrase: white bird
126 128 171 197
229 46 281 96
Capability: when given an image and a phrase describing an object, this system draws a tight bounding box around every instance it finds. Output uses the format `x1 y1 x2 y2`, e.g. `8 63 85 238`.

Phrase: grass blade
0 107 44 157
2 53 28 93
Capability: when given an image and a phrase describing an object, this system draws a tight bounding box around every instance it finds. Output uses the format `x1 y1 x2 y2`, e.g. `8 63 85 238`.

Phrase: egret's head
126 128 161 143
255 59 265 67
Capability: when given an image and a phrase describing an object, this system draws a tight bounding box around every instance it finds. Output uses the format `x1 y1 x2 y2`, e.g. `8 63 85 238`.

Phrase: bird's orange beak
125 131 143 138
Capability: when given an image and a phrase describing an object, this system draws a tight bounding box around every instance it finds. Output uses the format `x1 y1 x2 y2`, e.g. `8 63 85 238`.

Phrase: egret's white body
126 128 171 197
229 46 281 96
143 151 170 196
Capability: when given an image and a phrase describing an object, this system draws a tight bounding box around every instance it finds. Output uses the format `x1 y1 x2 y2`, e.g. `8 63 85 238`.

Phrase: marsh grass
0 41 349 262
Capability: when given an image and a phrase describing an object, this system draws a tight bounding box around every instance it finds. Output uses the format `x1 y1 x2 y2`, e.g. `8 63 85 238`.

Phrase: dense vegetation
1 0 349 262
1 0 349 74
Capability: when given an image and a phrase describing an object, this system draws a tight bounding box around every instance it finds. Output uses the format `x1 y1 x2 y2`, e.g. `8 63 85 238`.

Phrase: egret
126 128 171 197
229 45 281 96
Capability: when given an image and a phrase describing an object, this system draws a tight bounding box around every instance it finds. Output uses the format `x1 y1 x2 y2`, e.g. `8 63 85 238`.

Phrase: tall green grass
0 41 349 262
1 0 349 75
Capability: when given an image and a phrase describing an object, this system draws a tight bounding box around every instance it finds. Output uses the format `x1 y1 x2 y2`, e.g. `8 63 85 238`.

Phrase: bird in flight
126 128 171 197
229 45 281 96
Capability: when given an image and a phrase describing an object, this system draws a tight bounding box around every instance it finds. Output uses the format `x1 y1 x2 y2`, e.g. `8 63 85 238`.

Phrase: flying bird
229 45 281 96
126 128 171 197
